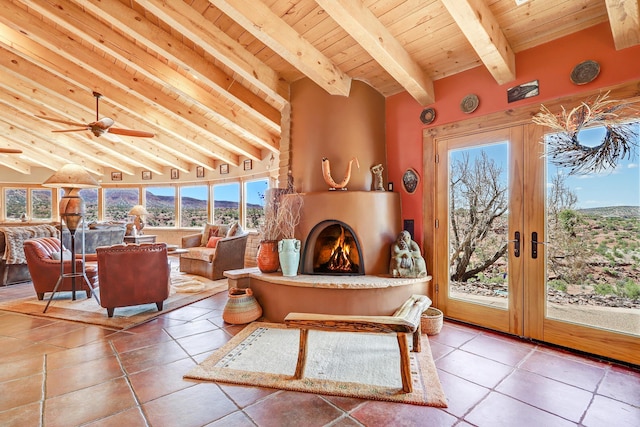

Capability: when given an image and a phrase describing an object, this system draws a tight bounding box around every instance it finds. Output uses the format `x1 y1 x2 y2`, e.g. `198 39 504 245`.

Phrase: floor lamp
42 164 101 312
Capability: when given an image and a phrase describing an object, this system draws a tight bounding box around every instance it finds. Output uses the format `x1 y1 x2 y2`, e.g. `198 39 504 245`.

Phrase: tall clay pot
256 240 280 273
278 238 301 277
222 288 262 325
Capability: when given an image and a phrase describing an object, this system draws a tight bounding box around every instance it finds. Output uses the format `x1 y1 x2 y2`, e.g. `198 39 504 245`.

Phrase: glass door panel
435 128 524 335
544 125 640 338
448 142 510 310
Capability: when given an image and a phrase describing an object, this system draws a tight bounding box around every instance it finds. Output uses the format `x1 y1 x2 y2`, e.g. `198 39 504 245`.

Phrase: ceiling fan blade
35 115 88 127
0 148 22 154
108 127 155 138
51 128 89 133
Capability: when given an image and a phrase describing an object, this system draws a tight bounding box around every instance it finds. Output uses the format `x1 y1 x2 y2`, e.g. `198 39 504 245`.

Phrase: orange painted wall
386 22 640 250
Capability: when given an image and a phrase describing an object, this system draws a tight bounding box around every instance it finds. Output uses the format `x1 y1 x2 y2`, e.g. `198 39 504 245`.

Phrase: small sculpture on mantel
390 231 427 278
370 164 385 191
322 157 359 190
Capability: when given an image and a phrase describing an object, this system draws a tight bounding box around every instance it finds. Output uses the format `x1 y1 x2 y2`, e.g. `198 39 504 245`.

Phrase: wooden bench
284 294 432 393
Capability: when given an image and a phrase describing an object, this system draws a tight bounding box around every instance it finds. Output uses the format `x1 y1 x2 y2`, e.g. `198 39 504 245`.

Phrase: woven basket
420 307 443 335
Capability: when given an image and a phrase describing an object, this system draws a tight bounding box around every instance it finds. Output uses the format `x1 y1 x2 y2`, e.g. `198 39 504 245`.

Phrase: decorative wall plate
420 108 436 124
570 60 600 85
460 94 479 114
402 168 419 194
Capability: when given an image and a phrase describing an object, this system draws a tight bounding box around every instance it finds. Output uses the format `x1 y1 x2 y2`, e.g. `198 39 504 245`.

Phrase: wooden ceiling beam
211 0 352 97
21 0 270 160
0 153 32 174
441 0 516 85
0 116 104 175
80 0 281 131
605 0 640 50
315 0 435 105
137 0 289 108
0 62 172 175
0 15 241 167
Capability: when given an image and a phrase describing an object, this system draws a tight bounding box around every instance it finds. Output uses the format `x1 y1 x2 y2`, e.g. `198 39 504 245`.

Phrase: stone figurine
390 230 427 278
371 164 385 191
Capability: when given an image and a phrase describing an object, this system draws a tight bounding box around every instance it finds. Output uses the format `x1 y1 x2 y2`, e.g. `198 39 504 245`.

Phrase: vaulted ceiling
0 0 638 178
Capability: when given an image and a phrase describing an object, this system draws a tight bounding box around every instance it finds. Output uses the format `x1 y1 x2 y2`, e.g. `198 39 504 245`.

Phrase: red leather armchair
23 237 98 300
96 243 170 317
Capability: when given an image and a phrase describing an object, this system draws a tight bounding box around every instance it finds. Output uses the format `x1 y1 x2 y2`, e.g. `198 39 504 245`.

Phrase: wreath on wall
532 92 639 175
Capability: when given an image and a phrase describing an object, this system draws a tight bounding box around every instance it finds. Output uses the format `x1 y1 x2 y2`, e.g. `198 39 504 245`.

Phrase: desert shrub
594 283 616 296
548 279 568 292
616 279 640 300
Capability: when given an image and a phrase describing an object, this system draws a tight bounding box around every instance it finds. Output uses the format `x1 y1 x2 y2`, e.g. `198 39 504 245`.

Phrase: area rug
0 273 228 330
185 322 448 407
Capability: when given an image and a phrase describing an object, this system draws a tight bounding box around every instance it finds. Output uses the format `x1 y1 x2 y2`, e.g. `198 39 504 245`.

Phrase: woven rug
185 322 448 407
0 273 228 330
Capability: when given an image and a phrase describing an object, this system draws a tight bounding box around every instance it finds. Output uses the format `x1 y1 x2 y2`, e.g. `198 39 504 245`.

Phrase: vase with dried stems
277 189 303 276
256 182 304 275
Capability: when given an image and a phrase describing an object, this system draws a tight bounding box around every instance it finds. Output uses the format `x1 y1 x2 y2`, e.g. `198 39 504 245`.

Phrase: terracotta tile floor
1 282 639 427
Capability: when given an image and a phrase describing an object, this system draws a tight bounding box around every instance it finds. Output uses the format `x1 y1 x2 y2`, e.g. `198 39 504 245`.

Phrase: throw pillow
51 249 73 261
206 236 223 248
201 223 221 246
226 222 243 237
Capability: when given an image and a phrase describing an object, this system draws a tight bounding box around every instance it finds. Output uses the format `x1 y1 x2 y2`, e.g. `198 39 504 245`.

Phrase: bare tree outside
449 150 509 284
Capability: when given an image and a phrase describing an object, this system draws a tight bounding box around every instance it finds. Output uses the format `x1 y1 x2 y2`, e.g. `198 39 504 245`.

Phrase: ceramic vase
278 238 301 277
256 240 280 273
222 288 262 325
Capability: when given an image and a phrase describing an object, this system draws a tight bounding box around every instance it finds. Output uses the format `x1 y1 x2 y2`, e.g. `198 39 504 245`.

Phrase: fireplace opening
303 220 364 275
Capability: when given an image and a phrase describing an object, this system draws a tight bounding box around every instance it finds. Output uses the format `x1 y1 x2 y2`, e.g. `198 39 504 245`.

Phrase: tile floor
0 282 639 427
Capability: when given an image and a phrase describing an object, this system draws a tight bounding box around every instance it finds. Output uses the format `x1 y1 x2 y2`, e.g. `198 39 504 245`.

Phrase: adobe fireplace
303 220 363 275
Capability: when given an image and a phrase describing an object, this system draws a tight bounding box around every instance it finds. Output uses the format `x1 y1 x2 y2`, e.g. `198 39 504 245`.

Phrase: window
146 187 175 227
30 189 53 221
244 178 268 230
213 182 239 225
79 188 98 223
103 188 139 221
180 185 208 227
4 188 27 220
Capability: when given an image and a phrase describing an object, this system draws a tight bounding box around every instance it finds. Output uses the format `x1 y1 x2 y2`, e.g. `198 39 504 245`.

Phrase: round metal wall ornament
420 108 436 124
402 168 420 194
570 60 600 85
460 94 479 114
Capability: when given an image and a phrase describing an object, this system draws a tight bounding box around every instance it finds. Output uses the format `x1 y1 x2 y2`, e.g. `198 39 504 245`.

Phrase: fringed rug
0 273 228 330
185 322 448 407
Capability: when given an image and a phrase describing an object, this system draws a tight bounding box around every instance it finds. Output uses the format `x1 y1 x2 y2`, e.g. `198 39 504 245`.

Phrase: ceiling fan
36 92 154 142
0 148 22 154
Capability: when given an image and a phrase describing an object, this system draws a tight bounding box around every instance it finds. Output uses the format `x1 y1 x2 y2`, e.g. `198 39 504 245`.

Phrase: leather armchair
96 243 170 317
23 237 98 300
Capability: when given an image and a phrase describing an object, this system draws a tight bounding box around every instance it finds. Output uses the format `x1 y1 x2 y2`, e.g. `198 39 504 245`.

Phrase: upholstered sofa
96 243 170 317
0 224 59 286
1 223 125 286
23 237 99 300
180 223 248 280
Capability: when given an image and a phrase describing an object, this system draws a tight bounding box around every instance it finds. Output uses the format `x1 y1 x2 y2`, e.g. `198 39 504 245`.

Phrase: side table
123 234 157 244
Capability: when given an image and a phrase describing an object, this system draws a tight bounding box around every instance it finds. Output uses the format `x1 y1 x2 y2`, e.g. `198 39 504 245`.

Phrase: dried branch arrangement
532 92 639 174
259 183 303 241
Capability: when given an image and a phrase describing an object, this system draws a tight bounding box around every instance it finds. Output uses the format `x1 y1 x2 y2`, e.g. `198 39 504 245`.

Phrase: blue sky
449 124 639 210
548 126 639 209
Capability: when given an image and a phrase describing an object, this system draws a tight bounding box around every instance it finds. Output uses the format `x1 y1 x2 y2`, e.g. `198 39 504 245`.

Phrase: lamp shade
128 205 149 216
42 164 100 189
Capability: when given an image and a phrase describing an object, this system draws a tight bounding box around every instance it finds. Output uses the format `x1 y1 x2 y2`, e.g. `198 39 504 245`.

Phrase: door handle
508 231 520 258
531 232 549 259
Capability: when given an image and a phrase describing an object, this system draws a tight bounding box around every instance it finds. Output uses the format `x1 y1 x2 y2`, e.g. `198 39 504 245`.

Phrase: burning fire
326 226 356 272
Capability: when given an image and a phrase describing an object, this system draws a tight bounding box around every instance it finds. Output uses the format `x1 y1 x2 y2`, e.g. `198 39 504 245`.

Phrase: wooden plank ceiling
0 0 637 177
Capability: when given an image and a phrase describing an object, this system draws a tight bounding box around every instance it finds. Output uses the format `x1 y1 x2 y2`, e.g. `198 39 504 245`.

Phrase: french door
434 124 640 365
